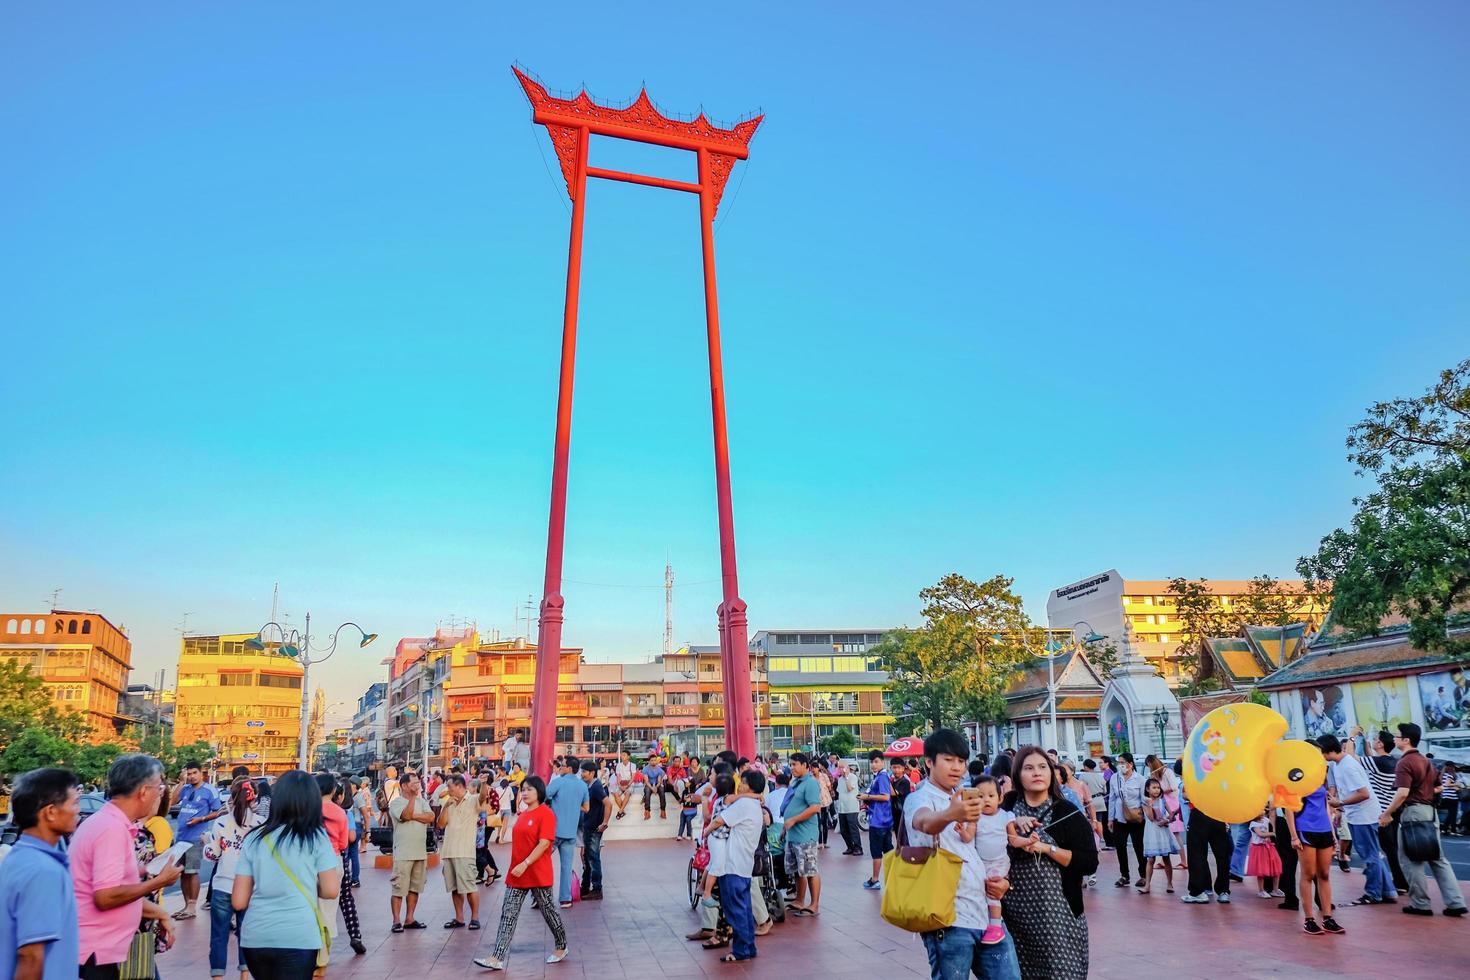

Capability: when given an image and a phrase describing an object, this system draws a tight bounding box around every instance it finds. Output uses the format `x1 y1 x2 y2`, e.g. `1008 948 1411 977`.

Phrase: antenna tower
270 582 279 623
664 561 674 658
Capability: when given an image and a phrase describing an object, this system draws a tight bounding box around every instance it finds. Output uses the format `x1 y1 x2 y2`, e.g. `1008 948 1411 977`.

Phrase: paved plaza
156 830 1468 979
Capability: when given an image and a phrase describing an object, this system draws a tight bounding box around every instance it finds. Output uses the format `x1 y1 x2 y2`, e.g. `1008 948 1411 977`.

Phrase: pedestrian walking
318 772 366 954
1106 753 1146 888
1317 735 1394 906
835 760 862 855
473 776 568 971
544 757 589 908
860 750 894 890
233 770 342 980
203 777 260 978
697 770 767 964
1383 723 1467 917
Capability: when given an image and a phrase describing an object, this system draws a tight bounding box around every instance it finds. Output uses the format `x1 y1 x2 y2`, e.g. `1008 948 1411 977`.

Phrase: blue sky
2 3 1466 721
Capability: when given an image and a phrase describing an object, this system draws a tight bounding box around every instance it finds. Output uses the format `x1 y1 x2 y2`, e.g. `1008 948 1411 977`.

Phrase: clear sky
2 3 1466 725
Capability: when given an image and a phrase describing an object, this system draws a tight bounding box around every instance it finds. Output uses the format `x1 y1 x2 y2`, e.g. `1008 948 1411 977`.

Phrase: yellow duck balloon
1181 702 1326 824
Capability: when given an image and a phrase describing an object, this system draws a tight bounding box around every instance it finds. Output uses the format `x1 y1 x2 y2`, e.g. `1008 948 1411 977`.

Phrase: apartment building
1 611 134 739
753 629 893 751
173 632 304 774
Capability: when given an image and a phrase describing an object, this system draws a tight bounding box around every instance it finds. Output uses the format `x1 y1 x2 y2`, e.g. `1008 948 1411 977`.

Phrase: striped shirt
1366 755 1399 810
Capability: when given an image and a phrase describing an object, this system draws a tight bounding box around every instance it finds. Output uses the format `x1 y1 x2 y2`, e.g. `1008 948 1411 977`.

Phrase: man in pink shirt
71 754 181 979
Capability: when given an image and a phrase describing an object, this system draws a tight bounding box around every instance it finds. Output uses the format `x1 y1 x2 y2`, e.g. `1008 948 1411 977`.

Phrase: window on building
588 692 619 708
665 691 697 706
67 620 78 634
555 725 575 743
219 673 254 686
5 619 16 634
768 657 799 671
505 694 531 711
258 674 301 689
584 724 611 743
769 693 791 712
701 692 724 705
773 634 800 645
81 620 90 635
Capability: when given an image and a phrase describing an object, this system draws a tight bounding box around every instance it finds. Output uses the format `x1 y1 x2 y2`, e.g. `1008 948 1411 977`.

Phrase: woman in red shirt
473 776 568 971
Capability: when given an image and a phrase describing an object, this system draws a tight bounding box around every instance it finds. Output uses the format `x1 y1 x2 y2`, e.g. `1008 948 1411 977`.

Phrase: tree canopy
0 660 88 753
1299 358 1470 655
874 573 1043 733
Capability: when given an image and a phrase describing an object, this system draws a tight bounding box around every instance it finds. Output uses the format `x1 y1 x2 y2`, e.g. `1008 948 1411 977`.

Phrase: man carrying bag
892 729 1020 980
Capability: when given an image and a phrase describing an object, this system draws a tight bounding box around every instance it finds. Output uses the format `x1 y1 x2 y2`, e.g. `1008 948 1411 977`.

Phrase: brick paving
157 836 1468 978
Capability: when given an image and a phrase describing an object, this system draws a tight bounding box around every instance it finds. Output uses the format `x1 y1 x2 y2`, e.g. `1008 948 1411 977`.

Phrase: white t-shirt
709 796 763 879
765 786 789 822
903 780 991 932
974 808 1014 866
1332 755 1381 825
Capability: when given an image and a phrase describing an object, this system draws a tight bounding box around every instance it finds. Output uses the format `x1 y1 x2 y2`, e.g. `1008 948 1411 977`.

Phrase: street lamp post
1153 705 1169 756
246 613 377 769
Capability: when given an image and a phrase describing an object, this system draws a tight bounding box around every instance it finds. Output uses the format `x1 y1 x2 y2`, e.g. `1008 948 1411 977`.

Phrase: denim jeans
555 836 577 903
717 874 757 960
208 887 245 975
1346 821 1391 900
240 947 317 980
581 828 603 892
346 830 360 882
1229 822 1251 877
920 926 1022 980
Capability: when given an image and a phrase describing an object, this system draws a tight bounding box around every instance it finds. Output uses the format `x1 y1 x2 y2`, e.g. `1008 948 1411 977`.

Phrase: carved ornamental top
513 65 761 210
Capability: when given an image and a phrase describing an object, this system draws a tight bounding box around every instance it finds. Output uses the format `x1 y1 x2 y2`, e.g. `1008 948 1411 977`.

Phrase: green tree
1234 574 1304 627
1166 577 1234 675
72 743 125 784
1081 637 1120 679
818 728 857 758
0 728 72 776
875 573 1042 733
126 726 215 779
0 661 88 752
1300 358 1470 655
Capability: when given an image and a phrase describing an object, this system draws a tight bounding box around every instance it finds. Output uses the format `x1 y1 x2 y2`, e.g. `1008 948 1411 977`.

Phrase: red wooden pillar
530 126 590 780
514 67 762 773
698 146 754 761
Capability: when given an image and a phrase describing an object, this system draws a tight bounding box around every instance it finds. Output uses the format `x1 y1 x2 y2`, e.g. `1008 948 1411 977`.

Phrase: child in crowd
972 776 1013 945
1247 804 1283 898
677 787 700 841
1138 777 1177 894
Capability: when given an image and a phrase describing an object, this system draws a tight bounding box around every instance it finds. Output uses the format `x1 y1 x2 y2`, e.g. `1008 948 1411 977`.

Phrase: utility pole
664 561 674 659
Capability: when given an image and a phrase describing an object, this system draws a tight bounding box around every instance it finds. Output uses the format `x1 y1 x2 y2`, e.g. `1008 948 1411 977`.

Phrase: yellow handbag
880 842 963 933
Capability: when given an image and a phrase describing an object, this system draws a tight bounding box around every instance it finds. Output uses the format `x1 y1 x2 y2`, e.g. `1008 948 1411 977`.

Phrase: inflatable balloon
1182 702 1326 824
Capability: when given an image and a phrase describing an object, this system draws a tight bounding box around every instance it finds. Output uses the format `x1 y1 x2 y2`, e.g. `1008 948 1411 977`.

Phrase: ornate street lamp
245 614 376 768
1153 704 1170 756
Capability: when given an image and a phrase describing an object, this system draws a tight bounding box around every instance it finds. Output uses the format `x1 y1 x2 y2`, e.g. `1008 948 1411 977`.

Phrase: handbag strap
264 833 329 937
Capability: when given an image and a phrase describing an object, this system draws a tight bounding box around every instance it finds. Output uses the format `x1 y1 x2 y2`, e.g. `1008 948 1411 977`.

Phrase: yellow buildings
0 610 133 739
753 630 893 751
174 633 304 774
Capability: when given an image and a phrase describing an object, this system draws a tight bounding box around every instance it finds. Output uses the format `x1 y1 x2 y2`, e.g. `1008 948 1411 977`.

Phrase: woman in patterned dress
1001 745 1099 980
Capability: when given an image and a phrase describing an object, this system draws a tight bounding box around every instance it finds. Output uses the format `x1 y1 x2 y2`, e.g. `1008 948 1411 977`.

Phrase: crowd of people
0 720 1464 979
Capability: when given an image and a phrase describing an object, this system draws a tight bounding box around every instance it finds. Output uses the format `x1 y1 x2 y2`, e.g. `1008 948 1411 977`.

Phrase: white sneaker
1258 891 1271 898
1181 893 1210 904
1216 892 1231 904
1271 889 1285 898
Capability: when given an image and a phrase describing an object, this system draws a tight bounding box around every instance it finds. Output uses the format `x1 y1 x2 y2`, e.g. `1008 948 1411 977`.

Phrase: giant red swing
512 66 762 777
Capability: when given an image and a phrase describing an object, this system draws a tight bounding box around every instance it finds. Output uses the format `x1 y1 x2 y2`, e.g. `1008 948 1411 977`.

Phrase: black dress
1002 796 1095 980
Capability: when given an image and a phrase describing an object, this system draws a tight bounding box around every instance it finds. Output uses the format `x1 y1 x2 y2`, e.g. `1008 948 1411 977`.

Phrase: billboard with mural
1299 684 1350 739
1350 677 1412 734
1417 668 1470 731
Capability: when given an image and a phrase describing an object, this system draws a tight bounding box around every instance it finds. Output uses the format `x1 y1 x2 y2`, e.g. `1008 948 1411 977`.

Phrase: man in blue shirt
171 760 223 919
781 752 825 915
641 758 668 819
860 749 894 890
0 767 82 980
545 757 589 908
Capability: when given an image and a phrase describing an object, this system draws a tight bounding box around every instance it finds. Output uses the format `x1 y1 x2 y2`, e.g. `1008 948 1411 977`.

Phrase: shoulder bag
879 798 962 933
1400 814 1441 863
266 834 333 968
